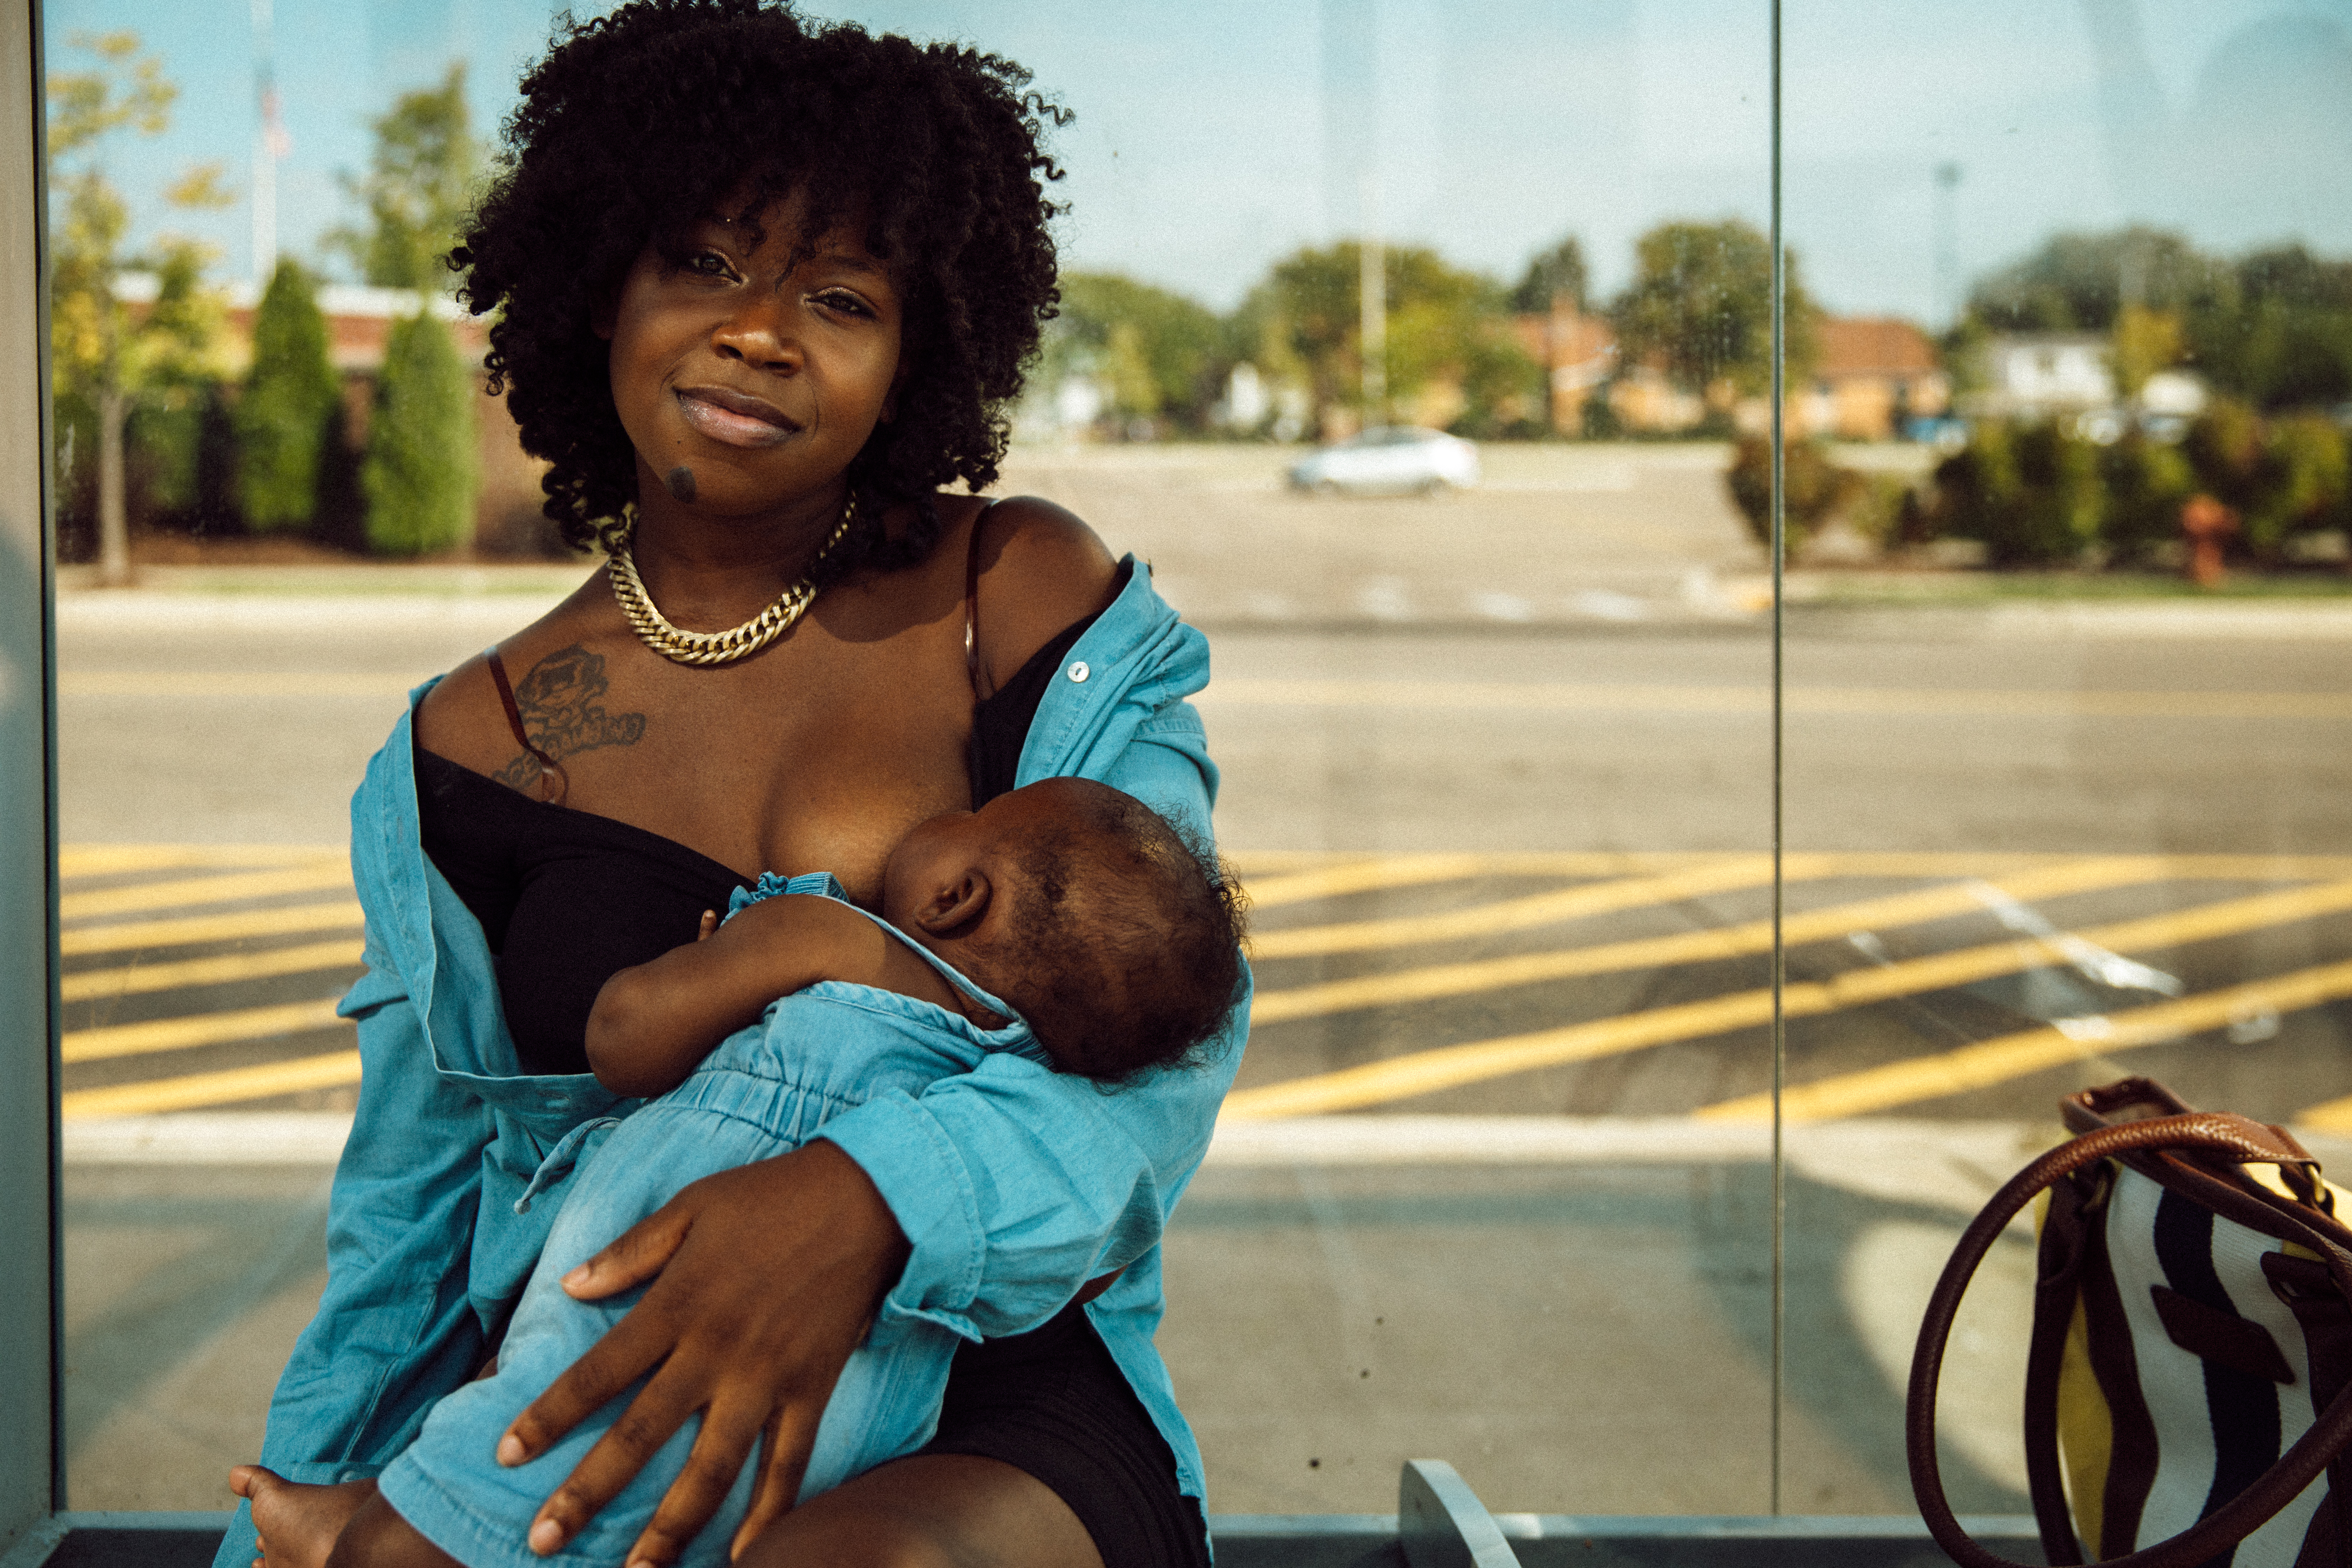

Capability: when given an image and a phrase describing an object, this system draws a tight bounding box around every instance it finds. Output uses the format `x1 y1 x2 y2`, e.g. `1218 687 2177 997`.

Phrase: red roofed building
1794 316 1949 440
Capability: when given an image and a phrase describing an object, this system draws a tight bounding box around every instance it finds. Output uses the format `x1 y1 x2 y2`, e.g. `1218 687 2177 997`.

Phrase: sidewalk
70 1113 2349 1516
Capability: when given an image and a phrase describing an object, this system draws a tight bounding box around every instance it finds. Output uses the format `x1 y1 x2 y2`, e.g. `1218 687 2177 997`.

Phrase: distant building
1795 317 1951 440
1511 305 1618 433
1970 333 2116 420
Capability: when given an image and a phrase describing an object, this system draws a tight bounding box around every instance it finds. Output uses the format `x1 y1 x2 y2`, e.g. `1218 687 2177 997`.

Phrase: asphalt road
43 443 2352 1519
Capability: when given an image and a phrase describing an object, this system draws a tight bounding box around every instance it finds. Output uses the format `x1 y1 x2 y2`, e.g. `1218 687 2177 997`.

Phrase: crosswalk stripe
1701 960 2352 1124
62 939 368 1003
63 1052 364 1120
62 998 348 1064
1253 857 1779 957
60 844 343 876
60 900 366 957
62 863 354 922
1251 858 2170 1022
1224 880 2352 1117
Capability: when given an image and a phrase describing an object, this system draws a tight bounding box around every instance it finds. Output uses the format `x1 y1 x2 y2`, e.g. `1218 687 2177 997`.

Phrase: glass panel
47 0 1790 1526
1780 0 2352 1518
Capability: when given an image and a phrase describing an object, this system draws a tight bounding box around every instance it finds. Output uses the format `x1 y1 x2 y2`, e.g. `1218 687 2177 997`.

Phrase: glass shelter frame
0 0 2103 1559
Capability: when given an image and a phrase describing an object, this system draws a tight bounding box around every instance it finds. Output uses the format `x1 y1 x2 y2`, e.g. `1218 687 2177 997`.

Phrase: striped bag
1910 1077 2352 1568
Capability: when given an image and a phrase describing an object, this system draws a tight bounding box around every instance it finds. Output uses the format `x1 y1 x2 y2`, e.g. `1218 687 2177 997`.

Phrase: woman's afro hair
453 0 1068 572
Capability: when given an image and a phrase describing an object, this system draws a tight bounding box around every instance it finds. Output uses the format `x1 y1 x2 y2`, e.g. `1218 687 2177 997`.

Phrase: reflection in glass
49 0 1797 1523
1778 0 2352 1516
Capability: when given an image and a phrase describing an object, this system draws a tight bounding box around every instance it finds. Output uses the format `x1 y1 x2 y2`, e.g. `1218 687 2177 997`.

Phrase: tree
1510 236 1588 314
1966 227 2227 333
1043 273 1231 432
1610 219 1819 399
234 259 341 532
47 31 231 582
328 63 478 292
361 312 476 555
1249 241 1531 432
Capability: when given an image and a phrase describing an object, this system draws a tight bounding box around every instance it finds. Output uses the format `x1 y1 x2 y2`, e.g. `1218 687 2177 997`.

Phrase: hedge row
1728 403 2352 567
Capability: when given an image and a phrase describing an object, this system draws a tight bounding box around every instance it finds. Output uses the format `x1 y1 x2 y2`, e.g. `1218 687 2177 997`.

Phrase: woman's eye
812 291 872 318
686 251 733 278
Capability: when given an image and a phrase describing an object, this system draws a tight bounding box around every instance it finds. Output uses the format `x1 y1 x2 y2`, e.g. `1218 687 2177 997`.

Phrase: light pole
1933 161 1961 328
252 0 287 289
1359 173 1385 425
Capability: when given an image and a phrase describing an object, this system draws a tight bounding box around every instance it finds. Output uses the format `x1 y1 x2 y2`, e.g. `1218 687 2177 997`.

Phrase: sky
40 0 2352 324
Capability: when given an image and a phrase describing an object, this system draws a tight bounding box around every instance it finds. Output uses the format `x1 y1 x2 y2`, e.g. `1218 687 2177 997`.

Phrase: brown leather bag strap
1910 1114 2352 1568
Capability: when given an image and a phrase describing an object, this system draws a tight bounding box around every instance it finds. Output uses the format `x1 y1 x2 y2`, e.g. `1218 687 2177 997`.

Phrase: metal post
1359 174 1385 424
1766 0 1787 1521
0 0 62 1550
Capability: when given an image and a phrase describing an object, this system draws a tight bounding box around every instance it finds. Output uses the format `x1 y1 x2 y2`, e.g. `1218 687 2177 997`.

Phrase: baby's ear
914 869 992 936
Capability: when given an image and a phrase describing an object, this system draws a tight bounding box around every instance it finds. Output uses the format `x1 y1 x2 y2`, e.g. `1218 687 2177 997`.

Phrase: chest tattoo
492 644 648 789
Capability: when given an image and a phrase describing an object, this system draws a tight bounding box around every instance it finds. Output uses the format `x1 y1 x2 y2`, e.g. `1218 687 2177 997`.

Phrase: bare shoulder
967 494 1120 692
414 579 609 785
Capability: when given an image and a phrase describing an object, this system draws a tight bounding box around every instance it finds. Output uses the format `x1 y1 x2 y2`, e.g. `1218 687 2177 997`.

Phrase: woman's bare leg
737 1455 1104 1568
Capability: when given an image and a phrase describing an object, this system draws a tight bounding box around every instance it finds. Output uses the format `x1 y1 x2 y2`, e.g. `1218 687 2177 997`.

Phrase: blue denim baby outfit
377 875 1055 1568
214 558 1248 1568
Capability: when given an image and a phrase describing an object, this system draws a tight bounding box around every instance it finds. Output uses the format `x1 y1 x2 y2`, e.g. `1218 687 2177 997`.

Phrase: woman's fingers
727 1399 825 1560
622 1396 771 1568
524 1356 708 1555
559 1196 696 1300
501 1297 677 1468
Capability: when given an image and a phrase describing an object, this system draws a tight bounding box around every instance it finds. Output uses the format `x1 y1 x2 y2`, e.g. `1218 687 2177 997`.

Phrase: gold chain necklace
606 495 857 667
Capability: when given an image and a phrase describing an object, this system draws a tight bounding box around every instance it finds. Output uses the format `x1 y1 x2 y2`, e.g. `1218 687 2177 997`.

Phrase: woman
220 6 1243 1568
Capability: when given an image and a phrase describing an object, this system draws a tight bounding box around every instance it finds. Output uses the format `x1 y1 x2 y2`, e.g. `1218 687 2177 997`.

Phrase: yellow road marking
62 998 348 1064
62 939 367 1003
1702 959 2352 1124
61 863 354 922
61 844 344 877
2295 1095 2352 1133
1225 878 2352 1117
61 900 366 957
1254 857 1779 957
63 1052 363 1120
1199 679 2352 721
60 671 426 698
1239 853 1742 910
1252 858 2171 1023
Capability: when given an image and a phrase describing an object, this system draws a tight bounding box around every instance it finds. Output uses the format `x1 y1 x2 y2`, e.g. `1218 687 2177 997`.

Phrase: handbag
1908 1076 2352 1568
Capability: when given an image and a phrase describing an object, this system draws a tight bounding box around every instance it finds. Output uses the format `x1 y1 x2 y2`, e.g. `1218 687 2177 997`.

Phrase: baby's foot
230 1468 378 1568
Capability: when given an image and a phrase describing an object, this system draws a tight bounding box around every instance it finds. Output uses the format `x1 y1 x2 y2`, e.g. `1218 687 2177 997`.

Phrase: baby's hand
696 910 718 941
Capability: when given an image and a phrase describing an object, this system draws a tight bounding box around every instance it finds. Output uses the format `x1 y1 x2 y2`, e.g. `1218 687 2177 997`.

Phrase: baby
349 776 1245 1568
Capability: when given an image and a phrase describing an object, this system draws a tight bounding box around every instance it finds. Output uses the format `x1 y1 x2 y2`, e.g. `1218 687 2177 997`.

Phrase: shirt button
1067 661 1090 683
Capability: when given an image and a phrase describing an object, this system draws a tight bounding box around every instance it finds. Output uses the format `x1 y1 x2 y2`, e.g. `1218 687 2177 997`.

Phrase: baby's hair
986 786 1247 1083
453 0 1068 569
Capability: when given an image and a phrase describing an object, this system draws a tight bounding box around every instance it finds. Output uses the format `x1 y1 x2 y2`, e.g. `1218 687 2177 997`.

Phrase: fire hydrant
2180 493 2239 589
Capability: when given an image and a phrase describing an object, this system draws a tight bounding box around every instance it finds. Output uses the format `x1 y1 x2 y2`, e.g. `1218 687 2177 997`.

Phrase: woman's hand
497 1140 909 1566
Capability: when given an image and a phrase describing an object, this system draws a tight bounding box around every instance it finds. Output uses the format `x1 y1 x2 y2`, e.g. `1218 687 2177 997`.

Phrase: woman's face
602 191 903 521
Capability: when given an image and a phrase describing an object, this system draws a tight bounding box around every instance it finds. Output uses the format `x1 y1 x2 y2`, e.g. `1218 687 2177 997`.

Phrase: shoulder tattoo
491 644 647 791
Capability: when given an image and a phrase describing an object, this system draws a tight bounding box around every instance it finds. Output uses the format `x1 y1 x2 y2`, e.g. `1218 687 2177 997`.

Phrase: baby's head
881 779 1247 1081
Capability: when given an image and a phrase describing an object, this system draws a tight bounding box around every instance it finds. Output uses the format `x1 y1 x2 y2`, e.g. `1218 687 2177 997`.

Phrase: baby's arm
586 896 959 1096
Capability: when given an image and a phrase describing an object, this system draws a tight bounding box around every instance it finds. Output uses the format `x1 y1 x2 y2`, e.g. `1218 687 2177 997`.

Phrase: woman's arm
585 896 899 1097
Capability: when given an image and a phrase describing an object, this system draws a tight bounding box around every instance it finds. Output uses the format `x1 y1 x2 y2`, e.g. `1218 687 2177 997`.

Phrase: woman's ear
913 869 991 936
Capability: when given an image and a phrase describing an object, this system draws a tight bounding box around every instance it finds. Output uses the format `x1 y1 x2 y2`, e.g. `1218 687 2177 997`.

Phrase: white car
1288 426 1481 496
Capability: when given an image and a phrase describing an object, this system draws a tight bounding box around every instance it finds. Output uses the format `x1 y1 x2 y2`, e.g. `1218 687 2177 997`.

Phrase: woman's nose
710 299 802 371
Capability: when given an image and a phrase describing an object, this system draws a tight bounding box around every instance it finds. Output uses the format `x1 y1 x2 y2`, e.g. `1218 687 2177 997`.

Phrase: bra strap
486 646 567 804
964 500 998 700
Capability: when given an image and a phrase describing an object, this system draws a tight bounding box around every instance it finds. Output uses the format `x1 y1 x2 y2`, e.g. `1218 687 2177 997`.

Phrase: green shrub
2249 414 2349 560
2182 398 2266 513
234 259 342 533
2097 434 2197 563
1724 437 1865 554
1931 420 2105 566
361 312 477 556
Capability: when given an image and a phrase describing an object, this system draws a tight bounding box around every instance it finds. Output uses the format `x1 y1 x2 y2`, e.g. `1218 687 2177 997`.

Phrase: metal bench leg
1399 1459 1522 1568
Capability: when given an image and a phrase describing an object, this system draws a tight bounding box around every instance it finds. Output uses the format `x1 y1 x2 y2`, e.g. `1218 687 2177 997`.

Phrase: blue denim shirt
217 558 1246 1568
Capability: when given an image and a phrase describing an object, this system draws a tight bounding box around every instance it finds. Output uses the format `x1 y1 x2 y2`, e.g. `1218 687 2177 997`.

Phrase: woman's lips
674 386 798 448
